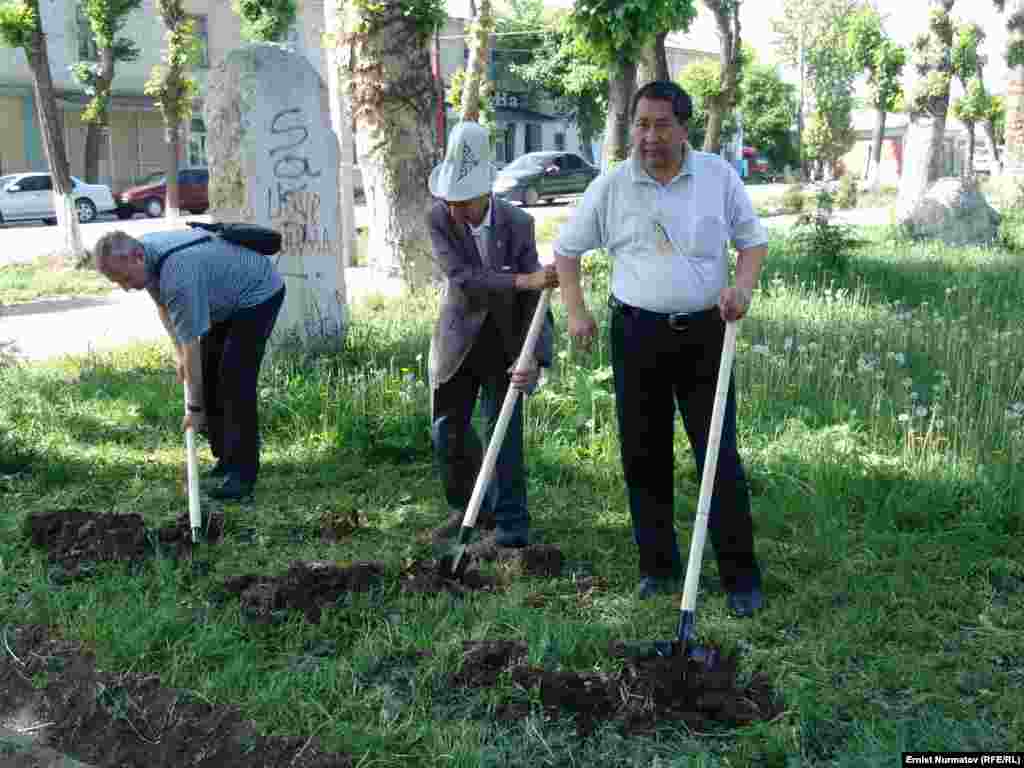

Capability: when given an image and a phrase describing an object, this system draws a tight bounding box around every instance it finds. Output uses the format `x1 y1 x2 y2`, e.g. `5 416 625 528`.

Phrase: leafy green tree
571 0 698 165
510 11 607 164
72 0 142 184
232 0 296 42
847 6 906 188
992 0 1022 171
952 78 993 172
701 0 744 154
984 93 1006 172
144 0 200 218
0 0 85 264
901 0 957 201
770 0 863 176
739 61 798 171
460 0 495 123
950 22 990 174
340 0 446 287
803 27 857 178
446 67 495 132
678 58 737 151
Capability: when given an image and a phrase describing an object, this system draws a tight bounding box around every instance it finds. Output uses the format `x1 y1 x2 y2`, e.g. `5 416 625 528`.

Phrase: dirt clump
450 640 781 736
221 560 385 624
399 558 497 595
24 509 223 581
0 624 353 767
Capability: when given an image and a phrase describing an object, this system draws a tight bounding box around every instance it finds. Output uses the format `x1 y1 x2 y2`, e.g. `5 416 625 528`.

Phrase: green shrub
788 199 866 275
998 209 1024 253
837 173 858 209
781 183 805 213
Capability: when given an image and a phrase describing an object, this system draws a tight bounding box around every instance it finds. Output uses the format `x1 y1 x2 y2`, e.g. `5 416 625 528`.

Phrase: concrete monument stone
205 42 347 346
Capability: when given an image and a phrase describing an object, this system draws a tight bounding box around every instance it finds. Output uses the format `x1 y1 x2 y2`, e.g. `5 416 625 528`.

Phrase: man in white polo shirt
553 81 768 615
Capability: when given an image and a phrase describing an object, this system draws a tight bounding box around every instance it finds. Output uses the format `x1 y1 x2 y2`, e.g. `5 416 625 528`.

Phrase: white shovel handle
459 287 552 530
184 382 202 543
680 320 738 612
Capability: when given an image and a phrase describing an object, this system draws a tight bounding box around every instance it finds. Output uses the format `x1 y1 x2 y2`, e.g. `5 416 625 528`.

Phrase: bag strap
151 235 213 282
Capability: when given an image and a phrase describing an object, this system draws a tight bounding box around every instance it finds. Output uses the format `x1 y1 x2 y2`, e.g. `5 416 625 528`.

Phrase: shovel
438 287 552 579
183 382 202 543
620 320 739 666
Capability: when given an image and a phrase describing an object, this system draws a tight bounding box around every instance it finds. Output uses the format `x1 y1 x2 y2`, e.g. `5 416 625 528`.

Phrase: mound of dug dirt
220 560 385 624
0 625 353 767
24 509 223 581
451 640 781 736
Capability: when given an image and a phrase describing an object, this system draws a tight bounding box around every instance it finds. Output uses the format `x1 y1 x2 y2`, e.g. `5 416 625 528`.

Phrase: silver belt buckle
667 312 690 331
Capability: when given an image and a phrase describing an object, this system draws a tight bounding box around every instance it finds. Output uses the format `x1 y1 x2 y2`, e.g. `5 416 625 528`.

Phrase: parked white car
0 172 118 225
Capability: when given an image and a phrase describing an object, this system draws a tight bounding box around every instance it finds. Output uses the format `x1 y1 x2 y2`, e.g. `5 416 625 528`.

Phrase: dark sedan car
116 167 209 218
492 151 600 206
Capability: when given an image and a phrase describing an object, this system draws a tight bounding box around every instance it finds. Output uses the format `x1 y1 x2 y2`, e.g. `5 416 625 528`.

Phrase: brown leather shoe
429 507 497 545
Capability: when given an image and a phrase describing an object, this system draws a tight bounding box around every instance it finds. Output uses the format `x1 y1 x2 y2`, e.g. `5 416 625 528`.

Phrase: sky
446 0 1015 97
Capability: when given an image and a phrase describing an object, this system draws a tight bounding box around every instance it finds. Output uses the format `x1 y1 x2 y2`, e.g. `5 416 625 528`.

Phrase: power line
437 29 552 40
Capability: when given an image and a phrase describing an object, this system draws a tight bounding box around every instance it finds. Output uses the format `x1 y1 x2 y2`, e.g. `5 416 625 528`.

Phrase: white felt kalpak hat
429 121 496 202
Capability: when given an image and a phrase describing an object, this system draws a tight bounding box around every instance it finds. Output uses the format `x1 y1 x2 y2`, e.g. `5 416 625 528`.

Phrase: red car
743 146 770 176
117 167 209 218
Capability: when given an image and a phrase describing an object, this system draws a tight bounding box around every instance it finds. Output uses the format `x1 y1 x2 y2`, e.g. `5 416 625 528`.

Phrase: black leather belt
607 294 717 331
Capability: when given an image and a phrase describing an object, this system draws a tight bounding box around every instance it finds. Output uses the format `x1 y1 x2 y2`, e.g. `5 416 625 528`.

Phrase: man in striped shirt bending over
93 229 285 501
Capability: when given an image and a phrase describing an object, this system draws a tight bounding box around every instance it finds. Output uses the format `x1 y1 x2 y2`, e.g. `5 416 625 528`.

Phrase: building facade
0 0 240 191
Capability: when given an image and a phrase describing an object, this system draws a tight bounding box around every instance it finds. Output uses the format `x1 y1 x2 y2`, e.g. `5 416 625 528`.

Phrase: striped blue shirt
142 230 284 345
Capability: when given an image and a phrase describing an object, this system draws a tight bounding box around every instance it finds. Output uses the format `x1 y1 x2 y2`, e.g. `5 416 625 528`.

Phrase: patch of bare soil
399 544 564 597
465 542 565 579
399 558 497 595
24 509 224 581
451 640 781 736
222 560 385 625
0 625 353 768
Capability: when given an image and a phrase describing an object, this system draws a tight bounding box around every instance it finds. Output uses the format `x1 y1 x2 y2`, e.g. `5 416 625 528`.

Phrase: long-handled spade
183 383 202 544
621 320 740 666
438 287 553 580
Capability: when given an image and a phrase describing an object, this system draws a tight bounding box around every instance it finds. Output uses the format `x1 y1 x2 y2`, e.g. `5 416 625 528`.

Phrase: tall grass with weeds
1 228 1023 764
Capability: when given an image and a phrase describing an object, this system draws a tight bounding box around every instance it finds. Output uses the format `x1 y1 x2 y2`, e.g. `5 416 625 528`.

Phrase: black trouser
431 315 528 532
201 287 285 485
609 295 761 593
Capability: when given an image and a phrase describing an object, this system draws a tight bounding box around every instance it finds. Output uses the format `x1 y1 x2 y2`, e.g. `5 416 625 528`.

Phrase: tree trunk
165 120 181 220
579 123 595 165
84 47 116 183
702 0 741 156
984 119 1003 174
325 0 358 285
461 0 493 122
23 0 84 266
928 111 948 181
1005 0 1024 174
344 0 440 288
966 123 976 175
703 103 725 154
604 58 637 168
897 115 941 213
637 32 669 86
865 107 886 190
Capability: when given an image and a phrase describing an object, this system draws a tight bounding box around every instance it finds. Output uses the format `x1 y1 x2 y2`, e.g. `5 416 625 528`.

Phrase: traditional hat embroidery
457 142 480 182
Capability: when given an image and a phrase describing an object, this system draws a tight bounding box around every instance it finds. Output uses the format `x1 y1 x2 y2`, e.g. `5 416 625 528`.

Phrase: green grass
1 227 1023 765
0 257 114 304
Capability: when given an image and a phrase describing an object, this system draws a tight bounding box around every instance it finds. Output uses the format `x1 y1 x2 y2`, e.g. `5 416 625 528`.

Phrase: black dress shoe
727 587 764 617
208 475 254 501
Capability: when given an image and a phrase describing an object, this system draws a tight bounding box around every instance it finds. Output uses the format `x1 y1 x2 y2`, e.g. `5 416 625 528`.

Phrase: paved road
0 200 891 362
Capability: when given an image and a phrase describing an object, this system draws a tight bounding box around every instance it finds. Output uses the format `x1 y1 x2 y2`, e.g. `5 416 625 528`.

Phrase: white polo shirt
554 147 768 314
